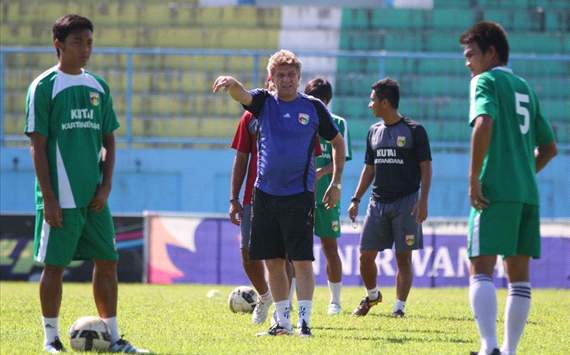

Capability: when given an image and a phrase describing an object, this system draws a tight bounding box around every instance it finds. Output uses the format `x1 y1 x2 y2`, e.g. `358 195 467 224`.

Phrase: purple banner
145 214 570 288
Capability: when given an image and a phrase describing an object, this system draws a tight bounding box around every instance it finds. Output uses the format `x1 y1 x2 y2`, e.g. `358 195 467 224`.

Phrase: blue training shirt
244 89 339 196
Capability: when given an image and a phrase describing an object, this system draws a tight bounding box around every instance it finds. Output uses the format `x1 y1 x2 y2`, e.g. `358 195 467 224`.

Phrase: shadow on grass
317 333 472 344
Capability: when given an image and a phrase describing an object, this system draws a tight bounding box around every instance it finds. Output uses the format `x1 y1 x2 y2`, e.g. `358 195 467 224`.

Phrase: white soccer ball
69 316 112 352
228 286 258 313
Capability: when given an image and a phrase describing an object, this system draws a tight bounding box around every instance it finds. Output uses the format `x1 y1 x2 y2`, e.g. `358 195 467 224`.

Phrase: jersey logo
90 92 100 106
405 234 415 246
331 220 339 232
283 113 291 118
397 136 406 147
298 113 310 125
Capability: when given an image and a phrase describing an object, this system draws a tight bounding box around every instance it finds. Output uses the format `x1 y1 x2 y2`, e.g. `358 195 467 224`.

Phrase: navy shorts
240 204 253 249
360 192 423 252
249 189 314 261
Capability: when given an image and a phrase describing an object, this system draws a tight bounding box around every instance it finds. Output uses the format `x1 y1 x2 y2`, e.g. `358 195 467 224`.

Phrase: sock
328 281 342 305
42 317 59 345
260 290 272 304
501 282 531 355
469 274 498 354
366 287 379 301
102 317 120 343
297 300 313 328
393 299 406 312
288 277 296 306
274 300 291 329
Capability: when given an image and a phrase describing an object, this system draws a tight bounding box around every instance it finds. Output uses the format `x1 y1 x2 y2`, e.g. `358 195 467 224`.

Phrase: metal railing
1 46 569 149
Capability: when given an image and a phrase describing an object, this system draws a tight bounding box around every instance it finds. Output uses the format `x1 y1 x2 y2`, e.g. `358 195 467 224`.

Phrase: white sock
393 299 406 312
288 277 296 305
501 282 531 355
102 317 120 343
469 274 498 354
42 317 59 345
260 290 272 303
274 300 291 329
366 287 379 301
297 300 312 328
328 281 342 305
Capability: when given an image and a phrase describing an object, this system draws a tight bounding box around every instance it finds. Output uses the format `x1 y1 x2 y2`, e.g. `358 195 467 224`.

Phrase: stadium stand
1 0 568 143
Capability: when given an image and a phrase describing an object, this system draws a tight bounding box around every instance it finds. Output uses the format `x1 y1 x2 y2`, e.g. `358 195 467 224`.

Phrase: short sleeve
101 83 120 134
24 80 50 136
365 127 375 165
314 100 338 141
534 96 555 146
231 111 254 153
413 125 432 162
469 74 497 126
338 118 352 161
242 89 269 118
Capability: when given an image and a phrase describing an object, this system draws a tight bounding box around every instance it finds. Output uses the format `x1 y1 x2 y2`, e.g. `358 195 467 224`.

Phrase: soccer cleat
297 320 312 337
109 337 149 353
352 293 382 317
392 309 405 318
469 349 501 355
252 299 273 324
44 337 66 353
256 323 293 337
327 303 342 315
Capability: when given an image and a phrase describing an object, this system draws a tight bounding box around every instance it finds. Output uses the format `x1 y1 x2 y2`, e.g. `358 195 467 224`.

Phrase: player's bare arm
535 142 557 173
29 132 63 228
348 164 375 222
89 133 115 212
316 163 333 181
323 133 345 209
212 76 253 106
412 160 432 224
469 115 493 210
229 151 248 225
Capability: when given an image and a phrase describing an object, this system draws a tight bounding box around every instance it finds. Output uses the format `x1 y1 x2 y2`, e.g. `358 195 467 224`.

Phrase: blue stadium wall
1 147 568 217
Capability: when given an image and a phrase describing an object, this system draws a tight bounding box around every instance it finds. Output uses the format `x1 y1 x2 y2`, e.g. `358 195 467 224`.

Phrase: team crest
298 113 310 125
397 136 406 147
405 234 415 247
90 92 100 106
331 221 339 232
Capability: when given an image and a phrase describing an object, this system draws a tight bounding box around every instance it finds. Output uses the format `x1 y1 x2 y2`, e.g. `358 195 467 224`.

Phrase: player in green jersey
25 15 147 353
304 78 352 315
460 21 557 355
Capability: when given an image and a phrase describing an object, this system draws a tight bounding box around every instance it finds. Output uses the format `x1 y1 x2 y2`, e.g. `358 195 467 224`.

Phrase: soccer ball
69 316 112 352
228 286 258 313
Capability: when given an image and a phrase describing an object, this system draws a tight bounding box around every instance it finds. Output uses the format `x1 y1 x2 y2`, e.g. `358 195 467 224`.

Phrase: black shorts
249 188 314 261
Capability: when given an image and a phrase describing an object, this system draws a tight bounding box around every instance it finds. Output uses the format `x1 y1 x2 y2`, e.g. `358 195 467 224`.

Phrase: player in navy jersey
348 78 432 318
213 49 346 337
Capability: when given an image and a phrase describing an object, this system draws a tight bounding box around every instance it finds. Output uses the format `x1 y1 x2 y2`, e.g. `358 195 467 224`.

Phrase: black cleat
44 337 66 353
469 349 501 355
297 320 312 337
392 309 405 318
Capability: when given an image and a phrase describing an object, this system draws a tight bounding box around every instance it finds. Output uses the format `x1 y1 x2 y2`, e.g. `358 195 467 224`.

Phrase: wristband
230 197 239 204
351 197 361 203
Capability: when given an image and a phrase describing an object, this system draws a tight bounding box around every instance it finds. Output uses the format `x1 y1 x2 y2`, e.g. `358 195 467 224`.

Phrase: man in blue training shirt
213 49 346 337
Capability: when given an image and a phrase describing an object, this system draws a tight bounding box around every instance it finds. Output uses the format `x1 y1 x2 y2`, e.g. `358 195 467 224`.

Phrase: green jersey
469 66 554 205
316 113 352 204
25 66 120 209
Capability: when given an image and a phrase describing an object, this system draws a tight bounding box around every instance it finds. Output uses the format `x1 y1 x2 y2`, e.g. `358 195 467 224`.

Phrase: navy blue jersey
365 117 431 202
244 89 339 196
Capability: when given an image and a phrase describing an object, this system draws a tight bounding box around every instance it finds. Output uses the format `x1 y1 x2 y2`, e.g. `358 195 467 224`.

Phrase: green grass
1 282 569 354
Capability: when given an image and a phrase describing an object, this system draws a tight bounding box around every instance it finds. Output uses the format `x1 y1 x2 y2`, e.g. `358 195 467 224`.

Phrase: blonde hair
267 49 302 75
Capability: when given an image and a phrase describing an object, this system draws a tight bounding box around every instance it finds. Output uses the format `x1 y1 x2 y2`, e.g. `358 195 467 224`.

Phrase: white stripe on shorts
36 219 51 263
472 212 481 257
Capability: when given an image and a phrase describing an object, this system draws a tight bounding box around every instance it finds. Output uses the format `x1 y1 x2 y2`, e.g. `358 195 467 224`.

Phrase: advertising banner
0 214 144 282
144 213 569 288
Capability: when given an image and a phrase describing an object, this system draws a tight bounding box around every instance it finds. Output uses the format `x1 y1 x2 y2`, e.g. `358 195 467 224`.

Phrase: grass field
1 282 568 354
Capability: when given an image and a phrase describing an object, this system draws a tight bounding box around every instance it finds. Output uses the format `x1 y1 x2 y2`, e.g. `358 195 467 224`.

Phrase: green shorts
314 204 341 238
467 202 540 258
33 205 118 267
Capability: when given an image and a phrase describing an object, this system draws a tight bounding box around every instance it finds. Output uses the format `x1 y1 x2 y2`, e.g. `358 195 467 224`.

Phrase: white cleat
327 303 342 315
252 299 273 324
